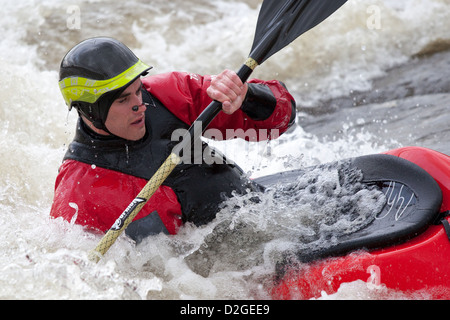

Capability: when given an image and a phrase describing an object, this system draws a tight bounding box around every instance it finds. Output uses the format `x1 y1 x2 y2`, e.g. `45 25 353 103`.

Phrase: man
50 37 296 242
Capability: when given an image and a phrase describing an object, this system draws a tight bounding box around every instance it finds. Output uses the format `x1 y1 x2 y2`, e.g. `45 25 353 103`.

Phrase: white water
1 0 449 300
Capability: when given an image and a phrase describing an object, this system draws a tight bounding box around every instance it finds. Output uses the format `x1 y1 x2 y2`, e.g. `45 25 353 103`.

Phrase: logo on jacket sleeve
111 197 146 231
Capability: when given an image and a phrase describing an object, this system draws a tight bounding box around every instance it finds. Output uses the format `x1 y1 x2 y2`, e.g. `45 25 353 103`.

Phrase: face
104 79 147 141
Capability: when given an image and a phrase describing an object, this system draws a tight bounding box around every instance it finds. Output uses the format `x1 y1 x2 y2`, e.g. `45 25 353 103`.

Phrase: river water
0 0 449 300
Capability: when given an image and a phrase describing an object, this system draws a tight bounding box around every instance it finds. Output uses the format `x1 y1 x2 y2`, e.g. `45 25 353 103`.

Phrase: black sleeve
240 83 277 121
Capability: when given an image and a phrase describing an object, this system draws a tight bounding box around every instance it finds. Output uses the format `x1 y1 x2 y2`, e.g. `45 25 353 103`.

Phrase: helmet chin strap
92 119 114 136
75 108 114 136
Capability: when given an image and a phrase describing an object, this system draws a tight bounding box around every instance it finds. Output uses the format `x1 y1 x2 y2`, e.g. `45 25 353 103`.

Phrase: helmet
59 37 152 131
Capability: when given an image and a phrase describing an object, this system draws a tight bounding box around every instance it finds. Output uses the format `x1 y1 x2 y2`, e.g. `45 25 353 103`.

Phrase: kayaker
50 37 296 242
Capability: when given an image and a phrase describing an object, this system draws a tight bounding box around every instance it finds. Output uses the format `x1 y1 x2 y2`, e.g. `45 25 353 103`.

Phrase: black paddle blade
250 0 347 64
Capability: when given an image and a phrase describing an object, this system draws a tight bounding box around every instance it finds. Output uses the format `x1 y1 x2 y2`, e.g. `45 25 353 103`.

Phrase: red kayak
270 147 450 299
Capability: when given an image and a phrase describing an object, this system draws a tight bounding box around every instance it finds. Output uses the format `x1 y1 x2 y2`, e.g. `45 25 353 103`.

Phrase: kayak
267 146 450 299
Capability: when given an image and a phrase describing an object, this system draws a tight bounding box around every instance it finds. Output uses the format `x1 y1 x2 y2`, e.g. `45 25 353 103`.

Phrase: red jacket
50 72 295 237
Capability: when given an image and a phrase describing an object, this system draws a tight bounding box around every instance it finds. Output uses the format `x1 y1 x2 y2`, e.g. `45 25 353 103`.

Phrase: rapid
0 0 449 300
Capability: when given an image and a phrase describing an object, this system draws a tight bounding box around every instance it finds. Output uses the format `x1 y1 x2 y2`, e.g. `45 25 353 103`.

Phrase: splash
184 160 386 279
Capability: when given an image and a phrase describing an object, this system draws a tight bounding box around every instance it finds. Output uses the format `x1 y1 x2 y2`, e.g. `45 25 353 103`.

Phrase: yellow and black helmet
59 37 152 131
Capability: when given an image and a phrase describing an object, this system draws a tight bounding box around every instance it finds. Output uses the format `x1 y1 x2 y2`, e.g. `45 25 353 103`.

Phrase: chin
128 128 146 141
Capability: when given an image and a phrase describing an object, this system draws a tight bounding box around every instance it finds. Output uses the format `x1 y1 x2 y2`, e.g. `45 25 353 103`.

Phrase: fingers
207 70 248 115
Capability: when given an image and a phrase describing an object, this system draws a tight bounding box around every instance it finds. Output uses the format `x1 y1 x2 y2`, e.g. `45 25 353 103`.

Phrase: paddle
89 0 348 262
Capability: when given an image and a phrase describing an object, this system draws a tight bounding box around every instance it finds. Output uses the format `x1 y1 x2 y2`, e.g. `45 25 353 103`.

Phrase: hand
207 69 248 115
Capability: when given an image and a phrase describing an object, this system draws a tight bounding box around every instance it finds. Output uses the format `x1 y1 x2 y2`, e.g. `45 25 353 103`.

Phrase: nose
132 102 149 112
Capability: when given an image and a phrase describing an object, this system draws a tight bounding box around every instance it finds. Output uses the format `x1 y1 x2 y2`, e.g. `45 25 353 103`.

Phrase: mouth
130 115 145 126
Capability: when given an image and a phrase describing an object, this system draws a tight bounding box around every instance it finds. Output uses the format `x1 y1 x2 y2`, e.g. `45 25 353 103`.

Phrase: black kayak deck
254 154 443 263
